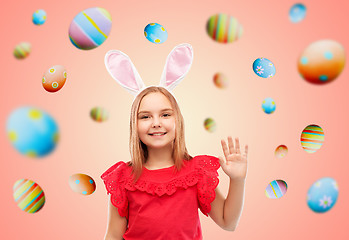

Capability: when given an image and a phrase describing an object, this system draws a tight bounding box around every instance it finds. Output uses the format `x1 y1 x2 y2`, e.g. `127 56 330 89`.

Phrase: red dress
101 155 220 240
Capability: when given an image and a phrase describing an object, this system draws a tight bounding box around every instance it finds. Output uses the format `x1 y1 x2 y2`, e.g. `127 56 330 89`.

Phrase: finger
218 156 226 166
235 138 241 154
221 139 229 159
228 136 235 154
244 145 248 158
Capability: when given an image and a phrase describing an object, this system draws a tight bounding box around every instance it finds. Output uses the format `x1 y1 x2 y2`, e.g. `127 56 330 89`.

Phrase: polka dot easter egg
265 180 288 199
213 73 228 89
298 40 345 84
6 107 59 158
69 7 112 50
262 97 276 114
144 23 168 44
300 124 324 153
13 179 45 213
32 9 47 25
275 145 288 158
289 3 306 23
42 65 67 92
90 107 109 122
253 58 276 78
204 118 216 132
307 177 338 213
69 174 96 195
13 42 31 59
206 13 243 43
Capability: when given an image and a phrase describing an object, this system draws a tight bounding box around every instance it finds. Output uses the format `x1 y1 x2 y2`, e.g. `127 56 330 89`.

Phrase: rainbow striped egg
14 42 31 59
265 180 288 199
69 7 112 50
204 118 216 132
301 124 324 153
90 107 109 122
206 13 243 43
13 179 45 213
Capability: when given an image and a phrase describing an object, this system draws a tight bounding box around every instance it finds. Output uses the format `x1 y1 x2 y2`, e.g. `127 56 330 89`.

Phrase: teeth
151 133 165 136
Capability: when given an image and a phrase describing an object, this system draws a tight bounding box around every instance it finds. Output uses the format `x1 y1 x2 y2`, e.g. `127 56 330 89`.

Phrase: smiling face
137 92 176 150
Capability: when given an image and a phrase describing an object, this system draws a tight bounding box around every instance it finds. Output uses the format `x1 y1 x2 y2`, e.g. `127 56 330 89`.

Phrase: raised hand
219 137 248 180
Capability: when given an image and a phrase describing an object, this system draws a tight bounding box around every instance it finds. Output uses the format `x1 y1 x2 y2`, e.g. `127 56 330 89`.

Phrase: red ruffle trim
100 155 220 218
100 161 129 218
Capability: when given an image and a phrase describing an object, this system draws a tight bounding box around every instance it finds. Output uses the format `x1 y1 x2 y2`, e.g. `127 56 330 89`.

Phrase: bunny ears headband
104 43 194 97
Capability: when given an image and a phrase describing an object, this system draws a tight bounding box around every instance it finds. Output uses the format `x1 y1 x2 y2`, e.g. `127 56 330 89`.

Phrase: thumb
218 156 226 166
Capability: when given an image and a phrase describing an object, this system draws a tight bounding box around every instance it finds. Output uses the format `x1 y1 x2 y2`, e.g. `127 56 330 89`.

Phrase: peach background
1 0 348 239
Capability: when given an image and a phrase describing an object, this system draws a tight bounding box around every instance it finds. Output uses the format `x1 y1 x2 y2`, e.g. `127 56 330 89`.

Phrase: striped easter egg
301 124 324 153
265 180 288 199
13 179 45 213
206 13 243 43
14 42 31 59
90 107 109 122
69 7 112 50
204 118 216 132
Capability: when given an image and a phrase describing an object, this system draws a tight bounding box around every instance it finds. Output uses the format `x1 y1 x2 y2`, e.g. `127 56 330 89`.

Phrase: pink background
1 0 348 239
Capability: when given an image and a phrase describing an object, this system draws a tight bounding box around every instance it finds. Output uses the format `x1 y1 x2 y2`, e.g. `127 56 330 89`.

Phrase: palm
219 137 248 180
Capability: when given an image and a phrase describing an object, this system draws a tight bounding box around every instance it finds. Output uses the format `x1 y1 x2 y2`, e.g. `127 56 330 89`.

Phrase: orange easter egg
42 65 67 92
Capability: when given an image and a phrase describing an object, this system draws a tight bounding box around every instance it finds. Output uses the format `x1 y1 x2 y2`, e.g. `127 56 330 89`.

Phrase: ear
105 50 145 96
159 43 193 91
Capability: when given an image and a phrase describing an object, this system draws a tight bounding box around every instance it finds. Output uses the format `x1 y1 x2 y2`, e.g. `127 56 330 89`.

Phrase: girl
101 44 248 240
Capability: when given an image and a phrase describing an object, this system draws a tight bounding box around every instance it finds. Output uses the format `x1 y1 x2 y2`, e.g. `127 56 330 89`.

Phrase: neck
145 144 174 168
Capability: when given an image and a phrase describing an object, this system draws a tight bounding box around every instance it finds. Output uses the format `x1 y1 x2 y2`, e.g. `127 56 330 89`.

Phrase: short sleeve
195 155 220 217
101 161 129 218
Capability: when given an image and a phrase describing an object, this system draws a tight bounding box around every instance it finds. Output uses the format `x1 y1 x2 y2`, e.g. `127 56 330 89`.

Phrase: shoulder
101 161 132 182
191 155 220 171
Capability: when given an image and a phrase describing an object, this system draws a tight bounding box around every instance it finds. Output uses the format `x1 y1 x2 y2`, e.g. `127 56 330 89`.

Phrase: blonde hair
128 86 191 183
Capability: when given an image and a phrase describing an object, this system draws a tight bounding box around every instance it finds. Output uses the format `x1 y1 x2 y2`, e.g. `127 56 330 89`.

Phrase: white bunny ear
105 50 145 96
159 43 193 91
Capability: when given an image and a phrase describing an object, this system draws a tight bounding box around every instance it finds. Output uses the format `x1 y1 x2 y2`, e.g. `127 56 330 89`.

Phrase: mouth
148 132 167 136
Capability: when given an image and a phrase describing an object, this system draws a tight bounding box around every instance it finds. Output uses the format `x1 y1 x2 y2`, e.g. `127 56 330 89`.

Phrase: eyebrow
138 108 174 114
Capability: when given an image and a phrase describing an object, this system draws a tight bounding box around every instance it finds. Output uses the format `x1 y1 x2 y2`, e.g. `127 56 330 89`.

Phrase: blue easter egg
6 107 59 158
289 3 306 23
307 177 338 213
262 97 276 114
32 9 47 25
144 23 168 44
253 58 276 78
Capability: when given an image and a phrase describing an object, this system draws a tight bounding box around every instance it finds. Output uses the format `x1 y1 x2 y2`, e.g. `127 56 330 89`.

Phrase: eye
162 113 171 117
139 115 149 119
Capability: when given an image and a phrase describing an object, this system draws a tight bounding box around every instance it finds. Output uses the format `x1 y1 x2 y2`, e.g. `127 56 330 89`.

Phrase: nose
152 116 161 128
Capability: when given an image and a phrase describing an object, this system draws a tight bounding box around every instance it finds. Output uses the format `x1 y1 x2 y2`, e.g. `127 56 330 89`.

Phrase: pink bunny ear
105 50 145 96
159 43 193 91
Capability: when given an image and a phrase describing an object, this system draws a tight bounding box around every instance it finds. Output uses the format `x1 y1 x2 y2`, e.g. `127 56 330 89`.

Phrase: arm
209 137 248 231
209 179 245 231
104 195 128 240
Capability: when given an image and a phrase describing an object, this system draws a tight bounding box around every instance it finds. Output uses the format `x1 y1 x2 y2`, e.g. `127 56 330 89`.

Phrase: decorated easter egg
90 107 109 122
253 58 276 78
301 124 324 153
144 23 168 44
213 73 228 89
69 174 96 195
275 145 288 158
14 42 31 59
32 9 47 25
262 97 276 114
298 40 345 84
69 7 112 50
307 177 338 213
13 179 45 213
42 65 67 92
6 107 59 158
289 3 306 23
204 118 216 132
265 180 288 199
206 14 243 43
